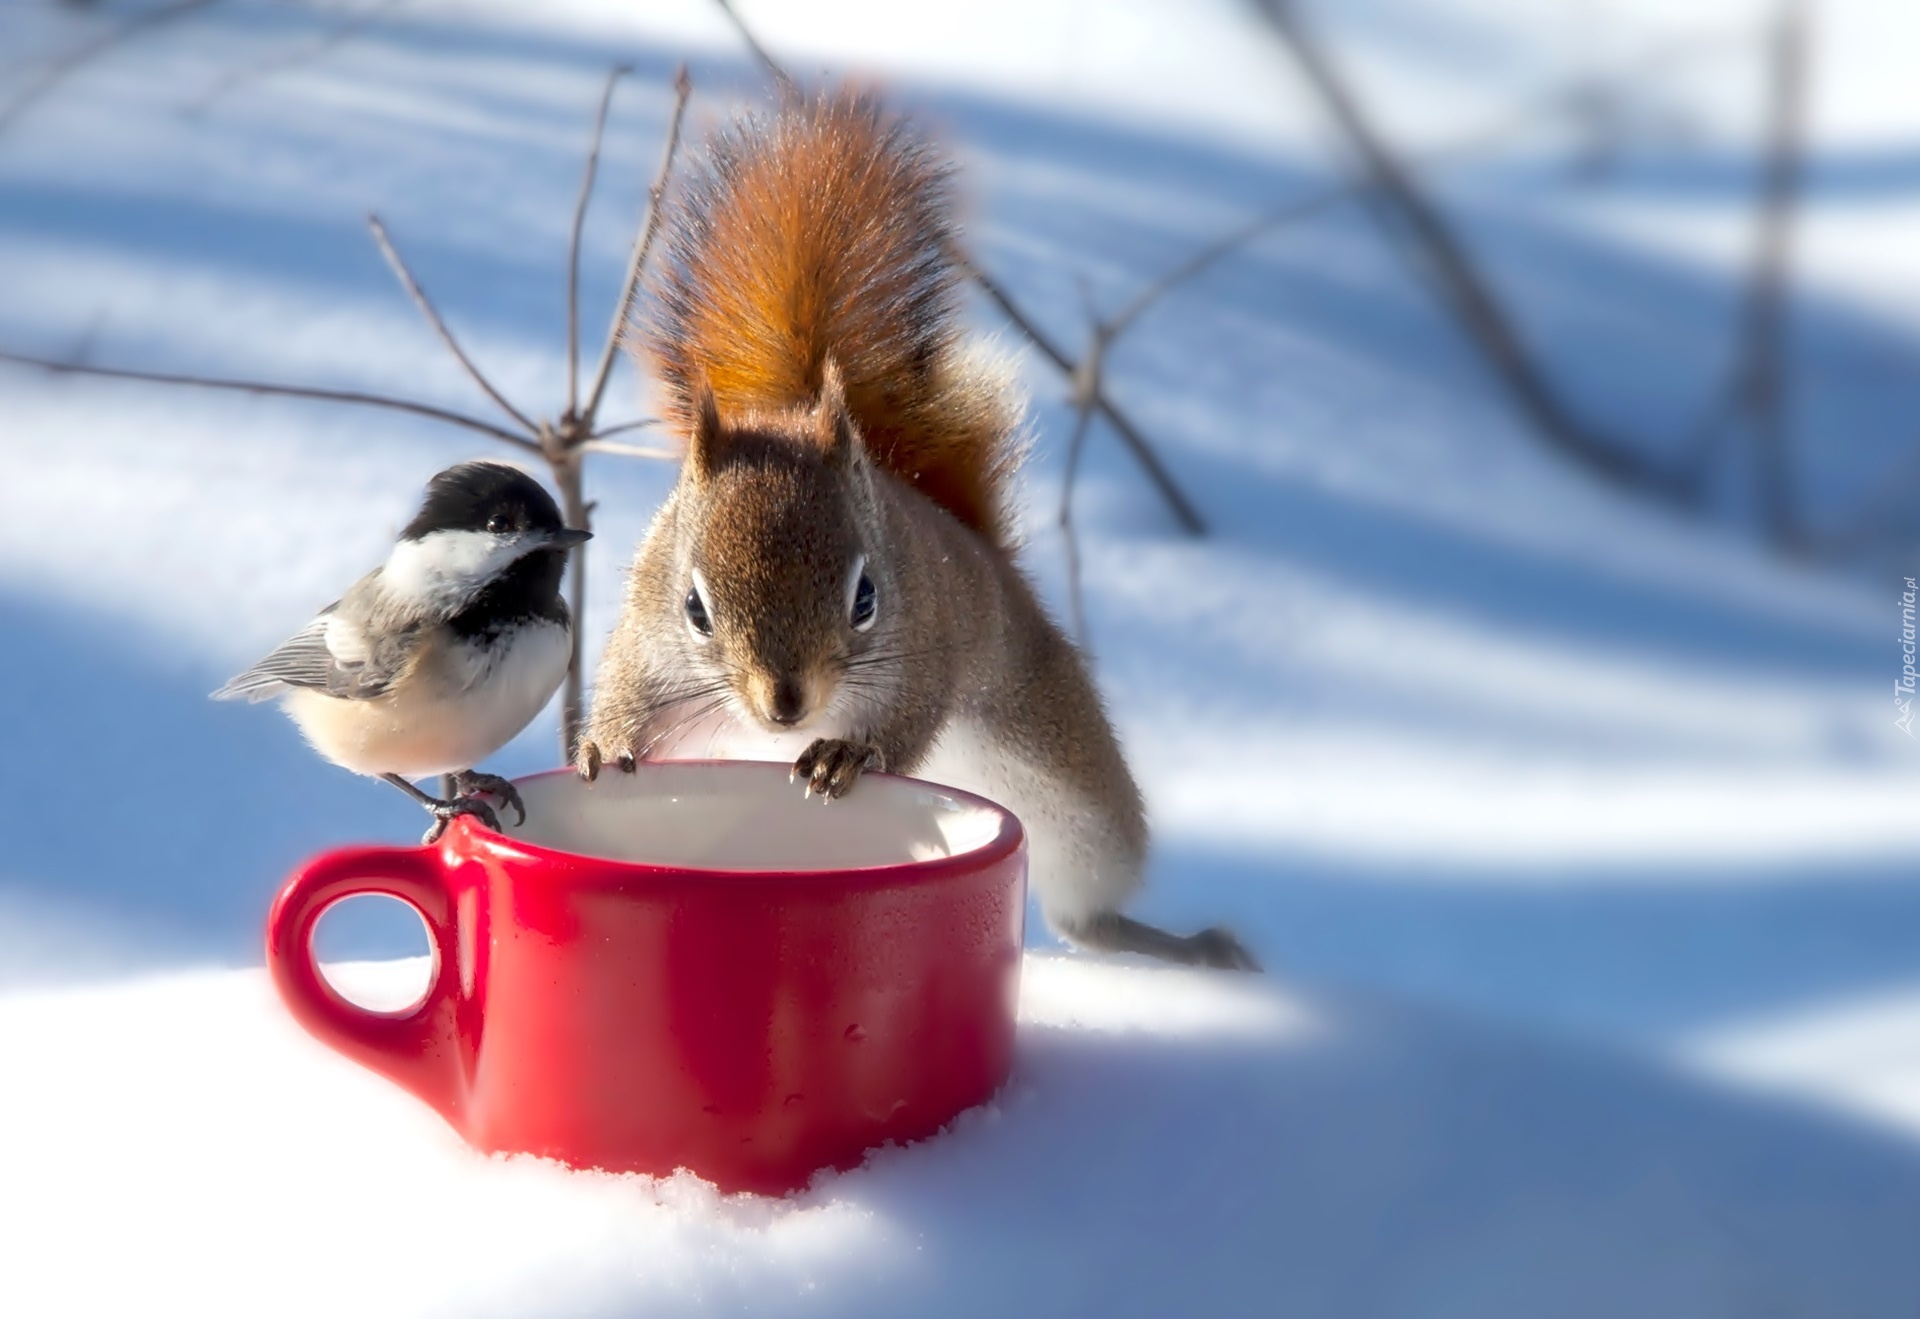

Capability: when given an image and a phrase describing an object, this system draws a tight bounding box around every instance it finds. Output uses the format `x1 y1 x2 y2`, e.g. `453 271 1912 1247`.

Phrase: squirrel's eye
486 513 510 534
684 584 713 637
850 571 877 632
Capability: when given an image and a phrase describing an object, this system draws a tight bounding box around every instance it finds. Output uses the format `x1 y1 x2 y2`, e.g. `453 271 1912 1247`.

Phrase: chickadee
214 460 590 842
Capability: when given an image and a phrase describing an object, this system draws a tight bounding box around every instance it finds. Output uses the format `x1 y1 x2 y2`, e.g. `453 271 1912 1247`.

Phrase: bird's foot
450 770 525 827
420 794 501 846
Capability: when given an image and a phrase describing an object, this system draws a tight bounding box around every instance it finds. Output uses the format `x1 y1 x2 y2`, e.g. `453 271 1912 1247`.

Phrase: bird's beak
551 528 593 548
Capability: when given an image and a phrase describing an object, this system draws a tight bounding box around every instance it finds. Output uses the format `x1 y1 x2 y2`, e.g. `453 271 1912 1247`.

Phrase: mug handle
265 844 469 1123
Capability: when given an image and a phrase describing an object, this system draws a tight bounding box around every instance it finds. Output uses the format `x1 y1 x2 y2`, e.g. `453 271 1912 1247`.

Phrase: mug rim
446 759 1026 890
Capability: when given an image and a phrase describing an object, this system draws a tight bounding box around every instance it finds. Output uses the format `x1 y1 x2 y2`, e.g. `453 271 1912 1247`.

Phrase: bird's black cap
401 461 568 542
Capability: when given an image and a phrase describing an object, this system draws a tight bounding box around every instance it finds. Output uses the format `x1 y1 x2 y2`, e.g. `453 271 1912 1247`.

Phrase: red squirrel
578 89 1256 972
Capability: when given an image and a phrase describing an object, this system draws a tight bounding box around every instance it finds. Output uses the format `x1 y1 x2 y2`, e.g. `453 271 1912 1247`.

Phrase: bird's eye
850 571 877 632
486 513 510 534
685 583 713 637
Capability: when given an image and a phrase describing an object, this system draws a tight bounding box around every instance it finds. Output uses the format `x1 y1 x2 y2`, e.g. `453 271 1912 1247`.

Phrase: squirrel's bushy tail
646 89 1020 546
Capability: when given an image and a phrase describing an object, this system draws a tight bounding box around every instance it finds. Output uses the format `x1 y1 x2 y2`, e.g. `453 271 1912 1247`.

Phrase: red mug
267 761 1026 1194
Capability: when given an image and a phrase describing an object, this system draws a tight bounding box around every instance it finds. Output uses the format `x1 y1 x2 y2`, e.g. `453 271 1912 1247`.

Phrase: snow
1687 982 1920 1136
5 0 1920 1314
5 956 1917 1318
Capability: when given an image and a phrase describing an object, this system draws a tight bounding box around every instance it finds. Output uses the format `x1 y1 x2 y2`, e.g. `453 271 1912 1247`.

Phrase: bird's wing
211 606 406 703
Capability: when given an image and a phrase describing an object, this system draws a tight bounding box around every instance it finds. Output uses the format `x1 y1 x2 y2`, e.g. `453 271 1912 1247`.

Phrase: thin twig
591 417 661 440
1012 23 1757 535
0 349 541 450
958 252 1209 534
1675 4 1809 549
367 213 540 435
0 0 218 137
1252 0 1682 501
557 63 690 754
578 439 675 460
1058 400 1097 647
583 64 692 427
711 0 792 90
1107 188 1352 342
567 65 631 419
1107 23 1758 348
1737 2 1808 546
1057 288 1107 647
3 64 699 762
552 452 590 755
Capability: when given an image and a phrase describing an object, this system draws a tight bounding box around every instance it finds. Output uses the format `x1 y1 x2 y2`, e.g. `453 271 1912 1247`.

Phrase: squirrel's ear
815 358 858 468
686 382 724 480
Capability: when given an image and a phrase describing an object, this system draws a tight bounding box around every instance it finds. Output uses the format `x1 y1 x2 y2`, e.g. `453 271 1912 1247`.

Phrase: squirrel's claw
794 739 881 799
575 740 639 782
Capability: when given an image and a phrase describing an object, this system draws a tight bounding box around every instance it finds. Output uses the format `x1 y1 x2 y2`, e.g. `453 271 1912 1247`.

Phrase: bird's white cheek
383 530 524 609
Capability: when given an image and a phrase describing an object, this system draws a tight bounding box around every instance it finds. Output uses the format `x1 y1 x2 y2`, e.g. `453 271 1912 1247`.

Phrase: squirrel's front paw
793 739 882 799
574 739 637 782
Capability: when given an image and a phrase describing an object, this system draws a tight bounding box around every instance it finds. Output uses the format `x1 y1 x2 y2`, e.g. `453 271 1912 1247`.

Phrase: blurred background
1 0 1917 1312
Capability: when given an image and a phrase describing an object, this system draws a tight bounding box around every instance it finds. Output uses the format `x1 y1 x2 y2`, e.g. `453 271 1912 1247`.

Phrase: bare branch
367 213 540 435
1108 187 1351 343
591 417 660 440
1057 313 1107 648
1672 5 1809 551
1058 401 1098 647
567 65 631 419
0 0 217 137
959 252 1209 534
0 348 542 451
1737 2 1809 546
578 439 676 460
6 59 711 757
1252 0 1684 501
581 64 693 429
551 456 590 755
711 0 792 89
1087 23 1761 350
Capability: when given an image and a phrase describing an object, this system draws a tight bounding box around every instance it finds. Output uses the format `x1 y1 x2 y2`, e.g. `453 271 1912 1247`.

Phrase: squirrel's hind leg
1059 911 1261 973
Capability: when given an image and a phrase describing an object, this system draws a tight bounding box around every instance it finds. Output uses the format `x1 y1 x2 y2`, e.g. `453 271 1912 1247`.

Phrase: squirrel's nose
769 676 806 726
